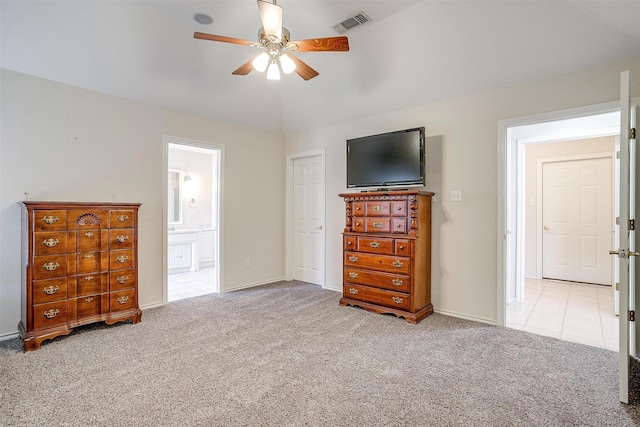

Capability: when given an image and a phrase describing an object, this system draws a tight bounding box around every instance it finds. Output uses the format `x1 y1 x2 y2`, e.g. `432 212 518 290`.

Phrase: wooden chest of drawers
19 201 142 351
339 191 434 324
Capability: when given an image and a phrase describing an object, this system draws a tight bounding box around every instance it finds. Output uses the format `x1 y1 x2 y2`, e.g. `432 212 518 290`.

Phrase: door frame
536 152 615 282
162 135 225 303
285 149 326 286
497 100 622 325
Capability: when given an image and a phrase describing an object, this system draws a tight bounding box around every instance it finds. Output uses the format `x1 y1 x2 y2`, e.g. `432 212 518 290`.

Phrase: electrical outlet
451 190 463 202
244 259 250 268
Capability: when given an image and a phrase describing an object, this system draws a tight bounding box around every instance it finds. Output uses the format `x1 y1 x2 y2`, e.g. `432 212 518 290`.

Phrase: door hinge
616 282 620 291
631 127 636 140
630 310 635 322
630 219 635 230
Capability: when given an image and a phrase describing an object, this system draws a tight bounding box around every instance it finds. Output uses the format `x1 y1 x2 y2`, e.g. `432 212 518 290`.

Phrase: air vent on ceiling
331 11 372 34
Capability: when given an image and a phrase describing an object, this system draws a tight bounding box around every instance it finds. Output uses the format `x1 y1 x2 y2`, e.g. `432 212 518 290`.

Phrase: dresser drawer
77 229 102 251
75 251 105 274
34 231 68 256
344 236 357 251
345 251 410 274
75 294 108 319
33 301 68 330
343 284 410 311
33 254 68 280
344 267 410 293
110 210 136 228
110 289 135 312
395 239 410 256
68 209 108 229
33 210 67 232
109 270 135 291
33 278 68 304
109 229 134 249
72 273 108 297
365 217 391 233
357 237 394 255
365 201 391 216
110 250 134 270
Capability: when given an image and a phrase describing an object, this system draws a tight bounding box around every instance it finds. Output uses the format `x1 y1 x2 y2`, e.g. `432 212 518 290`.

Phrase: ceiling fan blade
257 0 283 40
288 54 319 81
288 36 349 52
232 58 256 76
194 32 255 46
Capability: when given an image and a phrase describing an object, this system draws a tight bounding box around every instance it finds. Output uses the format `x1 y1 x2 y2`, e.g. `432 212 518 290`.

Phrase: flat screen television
346 127 425 190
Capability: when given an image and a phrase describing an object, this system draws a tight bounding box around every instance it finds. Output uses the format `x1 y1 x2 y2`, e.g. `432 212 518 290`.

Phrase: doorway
498 107 620 349
286 150 326 286
164 138 222 302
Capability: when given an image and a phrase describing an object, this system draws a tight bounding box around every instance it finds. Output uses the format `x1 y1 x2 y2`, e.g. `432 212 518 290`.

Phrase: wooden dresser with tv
19 201 142 351
339 190 434 324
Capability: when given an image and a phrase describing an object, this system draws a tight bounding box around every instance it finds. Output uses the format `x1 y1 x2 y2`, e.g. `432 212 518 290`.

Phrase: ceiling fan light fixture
267 61 280 80
252 52 270 72
279 53 296 74
257 0 283 41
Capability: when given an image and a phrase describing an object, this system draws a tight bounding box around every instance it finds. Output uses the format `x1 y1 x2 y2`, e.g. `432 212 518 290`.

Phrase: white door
542 158 613 284
293 155 325 285
615 70 639 404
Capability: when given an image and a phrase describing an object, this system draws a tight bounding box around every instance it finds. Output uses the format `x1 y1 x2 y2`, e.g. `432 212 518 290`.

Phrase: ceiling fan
194 0 349 81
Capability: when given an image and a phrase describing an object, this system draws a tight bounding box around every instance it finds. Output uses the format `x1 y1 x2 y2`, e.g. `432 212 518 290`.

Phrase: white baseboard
0 331 20 341
141 301 167 310
433 308 496 326
323 284 342 293
222 277 285 292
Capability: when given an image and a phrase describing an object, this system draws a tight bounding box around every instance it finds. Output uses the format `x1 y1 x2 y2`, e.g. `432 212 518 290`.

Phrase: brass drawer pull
116 255 129 263
85 297 94 302
43 262 59 271
85 275 94 281
369 241 380 248
398 245 405 250
349 272 358 279
392 296 404 304
392 278 403 286
372 206 382 212
43 308 60 319
43 216 59 225
349 288 358 295
85 253 94 259
348 255 358 262
116 275 129 284
43 285 59 295
42 238 59 247
372 222 383 229
116 235 129 243
392 261 404 268
85 231 94 237
116 215 129 222
117 295 129 304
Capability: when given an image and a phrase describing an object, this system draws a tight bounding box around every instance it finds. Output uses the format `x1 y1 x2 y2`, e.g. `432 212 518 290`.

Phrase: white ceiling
2 0 640 135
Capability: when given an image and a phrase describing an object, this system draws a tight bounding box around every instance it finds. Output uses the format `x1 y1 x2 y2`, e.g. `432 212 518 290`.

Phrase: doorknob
315 225 323 230
609 249 640 258
543 226 550 231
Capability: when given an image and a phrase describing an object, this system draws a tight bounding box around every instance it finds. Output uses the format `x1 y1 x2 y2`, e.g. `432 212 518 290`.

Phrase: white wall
285 56 640 324
0 69 285 338
168 147 216 229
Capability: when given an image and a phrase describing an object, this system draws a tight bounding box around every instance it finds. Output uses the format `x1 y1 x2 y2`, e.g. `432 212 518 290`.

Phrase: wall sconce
184 175 192 183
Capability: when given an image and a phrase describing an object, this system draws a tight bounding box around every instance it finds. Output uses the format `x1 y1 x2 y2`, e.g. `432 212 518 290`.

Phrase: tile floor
506 278 618 351
168 267 217 302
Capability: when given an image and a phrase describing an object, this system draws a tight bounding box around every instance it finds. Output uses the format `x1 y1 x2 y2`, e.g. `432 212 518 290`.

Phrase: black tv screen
346 127 425 189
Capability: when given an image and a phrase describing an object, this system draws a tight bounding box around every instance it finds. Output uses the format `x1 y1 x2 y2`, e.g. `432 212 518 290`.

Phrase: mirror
168 169 182 224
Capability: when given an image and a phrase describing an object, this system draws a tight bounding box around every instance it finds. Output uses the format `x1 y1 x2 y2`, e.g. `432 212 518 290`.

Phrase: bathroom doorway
165 138 222 302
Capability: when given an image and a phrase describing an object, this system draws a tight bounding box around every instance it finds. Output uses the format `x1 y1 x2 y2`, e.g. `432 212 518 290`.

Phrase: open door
612 70 639 404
